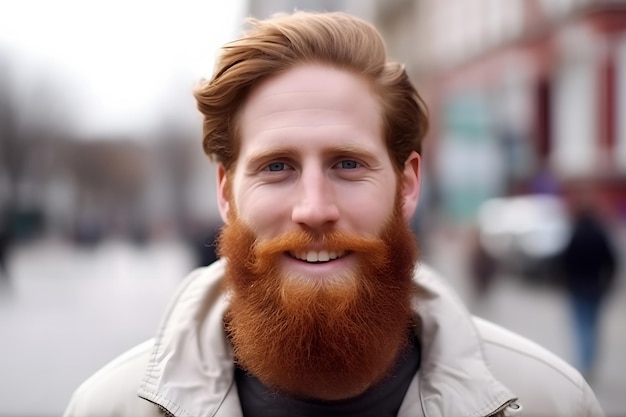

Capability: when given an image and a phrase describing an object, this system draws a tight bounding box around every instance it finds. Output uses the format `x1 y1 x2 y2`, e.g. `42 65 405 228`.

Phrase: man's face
215 64 422 400
217 64 420 283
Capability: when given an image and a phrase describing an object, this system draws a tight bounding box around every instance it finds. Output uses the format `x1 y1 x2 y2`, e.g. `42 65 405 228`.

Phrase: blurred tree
152 118 196 233
69 139 149 242
0 51 76 240
0 52 24 219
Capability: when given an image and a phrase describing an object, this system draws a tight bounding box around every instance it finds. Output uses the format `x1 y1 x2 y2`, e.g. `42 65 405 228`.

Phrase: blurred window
616 35 626 172
552 59 597 176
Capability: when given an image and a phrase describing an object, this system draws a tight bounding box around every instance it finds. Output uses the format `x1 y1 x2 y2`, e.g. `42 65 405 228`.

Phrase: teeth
306 251 319 262
292 250 345 263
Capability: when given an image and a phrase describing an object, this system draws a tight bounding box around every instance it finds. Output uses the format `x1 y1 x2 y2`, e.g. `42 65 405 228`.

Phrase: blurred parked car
475 194 571 282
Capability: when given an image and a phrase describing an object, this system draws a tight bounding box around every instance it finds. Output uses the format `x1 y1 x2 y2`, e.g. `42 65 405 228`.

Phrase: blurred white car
476 194 571 280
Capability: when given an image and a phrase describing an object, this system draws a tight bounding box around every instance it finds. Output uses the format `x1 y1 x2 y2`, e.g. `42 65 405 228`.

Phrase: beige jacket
64 260 604 417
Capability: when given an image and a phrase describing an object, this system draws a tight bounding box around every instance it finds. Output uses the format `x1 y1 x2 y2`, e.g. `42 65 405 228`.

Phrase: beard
218 199 420 401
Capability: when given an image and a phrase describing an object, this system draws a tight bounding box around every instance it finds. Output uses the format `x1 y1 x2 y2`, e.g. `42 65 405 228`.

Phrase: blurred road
0 238 194 417
1 233 625 416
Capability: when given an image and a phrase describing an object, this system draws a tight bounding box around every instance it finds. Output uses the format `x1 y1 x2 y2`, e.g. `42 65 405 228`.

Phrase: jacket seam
140 268 205 393
139 269 209 416
139 390 188 417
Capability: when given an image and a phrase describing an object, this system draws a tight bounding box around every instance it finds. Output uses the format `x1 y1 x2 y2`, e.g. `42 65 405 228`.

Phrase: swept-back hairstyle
193 11 428 172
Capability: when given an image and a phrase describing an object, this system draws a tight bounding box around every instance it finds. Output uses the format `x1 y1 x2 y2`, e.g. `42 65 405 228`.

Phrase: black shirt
235 336 420 417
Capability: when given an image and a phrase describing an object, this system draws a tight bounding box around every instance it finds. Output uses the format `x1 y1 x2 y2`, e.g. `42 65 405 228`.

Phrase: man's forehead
240 65 379 121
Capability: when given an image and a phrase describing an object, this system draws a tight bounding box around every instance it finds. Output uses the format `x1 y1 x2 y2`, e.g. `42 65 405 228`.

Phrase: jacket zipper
158 404 176 417
488 399 523 416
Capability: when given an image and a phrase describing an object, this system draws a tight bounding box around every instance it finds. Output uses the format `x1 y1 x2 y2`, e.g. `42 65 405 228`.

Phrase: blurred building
372 0 626 222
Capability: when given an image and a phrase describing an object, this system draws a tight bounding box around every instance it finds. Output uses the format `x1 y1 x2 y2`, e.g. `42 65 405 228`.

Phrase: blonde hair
193 11 428 171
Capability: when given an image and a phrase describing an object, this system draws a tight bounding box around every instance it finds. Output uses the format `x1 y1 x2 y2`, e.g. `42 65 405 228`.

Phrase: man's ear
216 164 231 224
400 151 421 221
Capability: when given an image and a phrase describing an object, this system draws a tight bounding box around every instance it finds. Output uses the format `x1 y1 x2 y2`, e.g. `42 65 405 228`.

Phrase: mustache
252 230 389 270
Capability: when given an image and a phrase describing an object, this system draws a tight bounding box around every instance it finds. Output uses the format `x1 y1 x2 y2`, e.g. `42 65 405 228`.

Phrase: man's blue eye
339 160 359 169
267 162 287 171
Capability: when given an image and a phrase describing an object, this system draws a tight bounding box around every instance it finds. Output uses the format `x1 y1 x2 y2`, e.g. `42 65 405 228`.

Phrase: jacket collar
138 260 516 417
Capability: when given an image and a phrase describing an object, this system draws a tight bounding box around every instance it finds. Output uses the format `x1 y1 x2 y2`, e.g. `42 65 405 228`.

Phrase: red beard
218 202 419 401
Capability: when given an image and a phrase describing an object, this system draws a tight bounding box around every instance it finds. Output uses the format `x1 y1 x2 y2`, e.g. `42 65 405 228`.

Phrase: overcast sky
0 0 245 137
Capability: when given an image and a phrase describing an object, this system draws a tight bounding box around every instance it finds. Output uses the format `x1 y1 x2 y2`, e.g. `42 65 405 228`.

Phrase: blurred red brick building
376 0 626 222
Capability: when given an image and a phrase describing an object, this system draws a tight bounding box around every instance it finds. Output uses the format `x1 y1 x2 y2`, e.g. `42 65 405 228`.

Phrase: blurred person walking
187 218 222 267
0 213 10 281
468 225 497 301
560 190 618 381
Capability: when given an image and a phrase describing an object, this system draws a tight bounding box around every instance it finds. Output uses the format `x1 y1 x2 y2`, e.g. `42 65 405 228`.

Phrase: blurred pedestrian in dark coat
187 219 222 268
560 201 618 380
0 215 10 280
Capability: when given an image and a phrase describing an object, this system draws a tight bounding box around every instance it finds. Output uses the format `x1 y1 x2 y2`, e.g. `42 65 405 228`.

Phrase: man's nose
291 172 340 230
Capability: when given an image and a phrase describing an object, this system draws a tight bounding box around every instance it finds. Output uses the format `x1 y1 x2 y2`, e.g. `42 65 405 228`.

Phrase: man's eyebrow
323 145 383 165
327 145 378 158
246 145 380 166
246 147 299 166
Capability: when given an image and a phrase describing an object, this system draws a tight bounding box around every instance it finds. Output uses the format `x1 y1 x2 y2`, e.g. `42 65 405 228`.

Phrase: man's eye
338 160 360 169
265 162 289 172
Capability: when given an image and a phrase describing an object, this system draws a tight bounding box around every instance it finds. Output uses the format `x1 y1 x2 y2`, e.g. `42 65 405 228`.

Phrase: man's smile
288 250 347 263
281 250 356 278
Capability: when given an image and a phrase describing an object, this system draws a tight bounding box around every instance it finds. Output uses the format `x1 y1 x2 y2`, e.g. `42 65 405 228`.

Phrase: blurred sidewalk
0 237 195 417
423 222 626 417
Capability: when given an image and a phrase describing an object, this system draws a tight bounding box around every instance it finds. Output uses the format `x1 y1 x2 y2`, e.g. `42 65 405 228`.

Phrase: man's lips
288 250 347 263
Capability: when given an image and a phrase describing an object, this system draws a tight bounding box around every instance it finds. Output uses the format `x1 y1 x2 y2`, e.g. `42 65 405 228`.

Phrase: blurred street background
2 0 626 416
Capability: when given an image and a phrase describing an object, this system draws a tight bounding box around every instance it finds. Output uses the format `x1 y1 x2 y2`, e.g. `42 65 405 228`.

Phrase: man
560 186 617 382
64 11 604 417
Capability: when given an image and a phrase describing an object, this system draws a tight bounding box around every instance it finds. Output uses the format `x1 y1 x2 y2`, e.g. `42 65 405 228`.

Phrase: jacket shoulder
63 339 160 417
473 317 604 417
